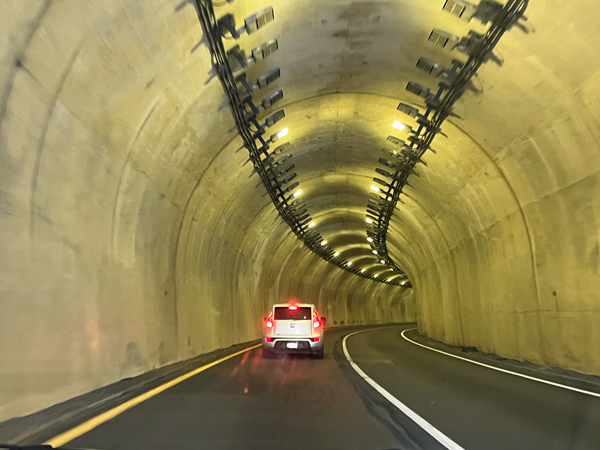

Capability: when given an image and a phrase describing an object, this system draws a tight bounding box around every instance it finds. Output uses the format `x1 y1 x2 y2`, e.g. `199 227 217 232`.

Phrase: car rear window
274 307 312 320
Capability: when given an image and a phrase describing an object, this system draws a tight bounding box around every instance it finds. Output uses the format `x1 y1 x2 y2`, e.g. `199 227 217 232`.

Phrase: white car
262 303 325 359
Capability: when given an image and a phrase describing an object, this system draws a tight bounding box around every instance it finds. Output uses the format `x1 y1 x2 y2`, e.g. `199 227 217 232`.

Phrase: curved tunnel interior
1 0 599 423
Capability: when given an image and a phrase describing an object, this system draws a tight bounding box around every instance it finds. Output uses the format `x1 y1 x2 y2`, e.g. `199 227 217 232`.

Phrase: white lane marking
401 328 600 399
342 330 465 450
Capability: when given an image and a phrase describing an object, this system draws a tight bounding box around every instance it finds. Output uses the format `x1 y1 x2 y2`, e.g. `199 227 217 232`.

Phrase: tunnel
1 0 599 448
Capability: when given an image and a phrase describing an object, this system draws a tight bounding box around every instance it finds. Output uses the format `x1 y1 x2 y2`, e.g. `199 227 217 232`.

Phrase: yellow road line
44 343 262 447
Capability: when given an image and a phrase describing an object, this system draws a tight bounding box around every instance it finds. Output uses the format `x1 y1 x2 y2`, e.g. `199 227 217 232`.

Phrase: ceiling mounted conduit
191 0 405 284
364 0 528 283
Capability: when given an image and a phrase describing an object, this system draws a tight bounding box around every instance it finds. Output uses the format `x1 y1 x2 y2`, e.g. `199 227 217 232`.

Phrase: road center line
342 330 465 450
401 328 600 399
44 343 262 447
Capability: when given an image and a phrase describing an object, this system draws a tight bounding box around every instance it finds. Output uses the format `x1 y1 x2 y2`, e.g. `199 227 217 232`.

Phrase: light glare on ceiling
321 241 327 246
293 189 301 198
308 222 315 228
365 218 372 224
367 237 373 242
334 252 339 257
371 185 380 192
277 127 288 139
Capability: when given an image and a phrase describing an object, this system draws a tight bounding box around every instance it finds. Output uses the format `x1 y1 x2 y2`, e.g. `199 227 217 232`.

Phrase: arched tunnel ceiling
2 0 600 423
204 0 529 277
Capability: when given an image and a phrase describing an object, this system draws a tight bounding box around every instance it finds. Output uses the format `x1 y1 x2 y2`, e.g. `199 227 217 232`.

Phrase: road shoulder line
401 328 600 398
342 330 465 450
44 343 262 447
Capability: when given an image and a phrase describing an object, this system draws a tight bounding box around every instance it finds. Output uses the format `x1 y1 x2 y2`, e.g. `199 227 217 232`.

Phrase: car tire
312 347 324 359
261 347 273 359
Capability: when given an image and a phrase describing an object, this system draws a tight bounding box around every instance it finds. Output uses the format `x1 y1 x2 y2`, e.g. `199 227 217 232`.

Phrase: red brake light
288 305 298 310
313 310 321 328
314 337 320 342
265 337 272 342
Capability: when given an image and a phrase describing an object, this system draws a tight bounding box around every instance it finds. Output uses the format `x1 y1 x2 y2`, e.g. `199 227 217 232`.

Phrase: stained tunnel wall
1 0 600 426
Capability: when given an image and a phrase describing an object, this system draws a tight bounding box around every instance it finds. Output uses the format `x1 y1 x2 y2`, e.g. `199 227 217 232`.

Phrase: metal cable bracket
365 0 528 281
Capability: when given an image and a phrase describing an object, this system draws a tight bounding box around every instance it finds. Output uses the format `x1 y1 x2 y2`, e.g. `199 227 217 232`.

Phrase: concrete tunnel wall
1 0 599 423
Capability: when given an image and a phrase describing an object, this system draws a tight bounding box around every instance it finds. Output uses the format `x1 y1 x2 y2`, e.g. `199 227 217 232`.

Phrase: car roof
271 303 315 308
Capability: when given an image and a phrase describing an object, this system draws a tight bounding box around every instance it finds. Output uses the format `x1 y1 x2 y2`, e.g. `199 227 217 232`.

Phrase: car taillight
313 337 320 342
288 305 298 310
265 337 272 342
265 311 273 328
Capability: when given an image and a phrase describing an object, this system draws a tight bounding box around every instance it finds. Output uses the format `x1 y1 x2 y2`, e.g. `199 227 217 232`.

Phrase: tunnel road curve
56 325 600 450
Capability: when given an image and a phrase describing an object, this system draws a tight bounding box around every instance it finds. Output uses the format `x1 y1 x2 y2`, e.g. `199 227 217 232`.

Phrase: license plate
286 342 298 349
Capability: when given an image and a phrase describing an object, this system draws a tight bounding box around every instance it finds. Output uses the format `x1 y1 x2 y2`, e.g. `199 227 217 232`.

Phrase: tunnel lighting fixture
308 222 315 228
392 121 406 131
397 103 420 118
244 6 275 34
376 167 395 180
416 57 443 76
261 90 284 110
365 218 372 224
293 189 301 198
373 274 378 278
367 237 373 242
372 250 377 255
277 127 288 139
334 252 339 257
252 39 279 61
263 110 285 128
218 7 274 39
361 269 365 273
443 0 477 21
373 177 391 189
347 262 352 266
429 29 460 49
386 136 406 147
379 157 396 169
257 68 281 89
380 260 385 264
321 241 327 246
371 185 380 192
406 81 434 101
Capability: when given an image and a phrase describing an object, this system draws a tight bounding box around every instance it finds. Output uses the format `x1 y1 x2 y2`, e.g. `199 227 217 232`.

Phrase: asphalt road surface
62 325 600 450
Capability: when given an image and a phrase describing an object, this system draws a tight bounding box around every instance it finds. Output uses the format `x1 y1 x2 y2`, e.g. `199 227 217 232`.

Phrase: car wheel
261 347 273 359
312 347 324 359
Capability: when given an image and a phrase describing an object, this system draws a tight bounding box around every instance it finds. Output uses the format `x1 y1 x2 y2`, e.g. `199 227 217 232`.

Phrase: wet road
62 325 600 450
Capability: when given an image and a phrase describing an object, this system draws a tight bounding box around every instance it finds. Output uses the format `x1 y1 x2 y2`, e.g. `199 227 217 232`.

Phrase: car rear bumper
262 337 323 353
